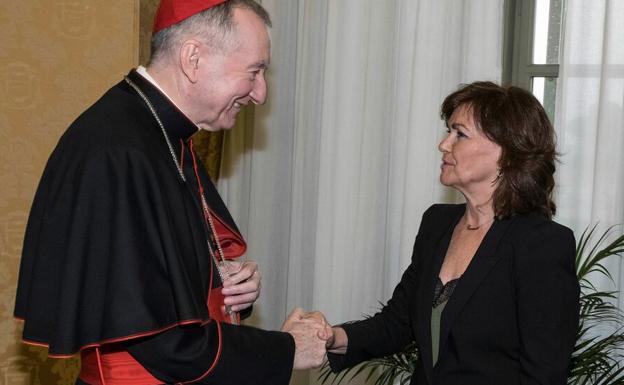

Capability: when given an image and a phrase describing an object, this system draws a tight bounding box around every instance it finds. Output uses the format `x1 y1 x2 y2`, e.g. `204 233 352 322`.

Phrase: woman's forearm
328 326 348 354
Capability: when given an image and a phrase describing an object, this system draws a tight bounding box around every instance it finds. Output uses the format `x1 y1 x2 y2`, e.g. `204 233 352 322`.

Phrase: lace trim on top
433 277 459 308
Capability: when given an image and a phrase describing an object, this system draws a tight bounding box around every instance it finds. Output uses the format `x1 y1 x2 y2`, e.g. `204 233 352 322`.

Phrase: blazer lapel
437 216 515 361
416 206 463 384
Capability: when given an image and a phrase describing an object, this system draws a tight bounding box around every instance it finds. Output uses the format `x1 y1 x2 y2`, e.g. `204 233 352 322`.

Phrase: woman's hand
301 311 334 344
301 311 348 353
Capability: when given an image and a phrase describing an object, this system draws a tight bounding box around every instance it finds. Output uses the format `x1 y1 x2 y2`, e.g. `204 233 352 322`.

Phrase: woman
326 81 580 384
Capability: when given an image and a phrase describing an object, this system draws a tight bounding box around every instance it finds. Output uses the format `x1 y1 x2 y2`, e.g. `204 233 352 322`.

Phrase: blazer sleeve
126 322 295 385
328 205 437 371
512 222 580 385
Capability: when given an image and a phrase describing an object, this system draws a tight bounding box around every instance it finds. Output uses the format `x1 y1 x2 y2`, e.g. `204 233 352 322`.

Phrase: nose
250 74 267 105
438 132 452 153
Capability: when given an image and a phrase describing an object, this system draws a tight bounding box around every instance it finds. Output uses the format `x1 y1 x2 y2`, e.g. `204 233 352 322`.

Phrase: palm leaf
569 225 624 385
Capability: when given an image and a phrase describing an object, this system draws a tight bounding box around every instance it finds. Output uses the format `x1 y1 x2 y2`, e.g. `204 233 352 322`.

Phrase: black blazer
329 204 579 385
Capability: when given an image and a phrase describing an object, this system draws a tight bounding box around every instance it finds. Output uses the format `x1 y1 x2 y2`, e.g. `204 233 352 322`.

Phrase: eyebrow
249 61 269 70
450 122 469 131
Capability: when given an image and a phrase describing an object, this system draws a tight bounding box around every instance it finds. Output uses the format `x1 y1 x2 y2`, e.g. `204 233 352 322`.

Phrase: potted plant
319 225 624 385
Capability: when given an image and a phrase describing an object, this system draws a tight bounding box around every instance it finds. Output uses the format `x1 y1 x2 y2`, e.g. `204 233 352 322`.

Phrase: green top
431 277 459 366
431 299 448 366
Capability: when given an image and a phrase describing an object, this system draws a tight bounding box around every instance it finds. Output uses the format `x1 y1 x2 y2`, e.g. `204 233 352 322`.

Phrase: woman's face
438 104 502 196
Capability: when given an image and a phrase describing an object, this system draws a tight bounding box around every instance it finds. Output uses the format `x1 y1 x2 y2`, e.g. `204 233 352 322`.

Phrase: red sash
79 346 160 385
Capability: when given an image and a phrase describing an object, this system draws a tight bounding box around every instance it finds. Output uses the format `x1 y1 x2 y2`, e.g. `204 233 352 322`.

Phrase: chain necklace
124 77 186 182
124 77 236 322
199 183 230 283
465 217 495 231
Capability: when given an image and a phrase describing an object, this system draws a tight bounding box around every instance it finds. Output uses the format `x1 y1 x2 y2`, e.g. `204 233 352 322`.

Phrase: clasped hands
219 262 341 370
281 308 338 370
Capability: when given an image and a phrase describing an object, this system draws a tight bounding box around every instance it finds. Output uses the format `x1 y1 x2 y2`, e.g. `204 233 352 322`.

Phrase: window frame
502 0 561 89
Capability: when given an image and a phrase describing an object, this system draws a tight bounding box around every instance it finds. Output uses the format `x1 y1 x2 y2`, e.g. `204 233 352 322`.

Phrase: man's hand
281 308 331 370
221 260 261 312
301 310 334 344
301 311 347 354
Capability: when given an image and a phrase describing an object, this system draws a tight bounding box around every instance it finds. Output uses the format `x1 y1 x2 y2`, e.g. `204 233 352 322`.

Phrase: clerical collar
127 67 199 140
135 66 179 106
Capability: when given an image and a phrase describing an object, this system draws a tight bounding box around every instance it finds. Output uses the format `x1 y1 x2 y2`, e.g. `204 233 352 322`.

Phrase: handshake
280 307 346 370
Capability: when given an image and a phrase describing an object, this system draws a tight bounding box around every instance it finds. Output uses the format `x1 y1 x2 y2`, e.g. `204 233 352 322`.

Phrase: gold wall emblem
56 1 94 39
1 63 38 111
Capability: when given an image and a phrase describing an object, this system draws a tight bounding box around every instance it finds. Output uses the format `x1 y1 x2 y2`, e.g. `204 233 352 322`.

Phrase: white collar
136 65 169 96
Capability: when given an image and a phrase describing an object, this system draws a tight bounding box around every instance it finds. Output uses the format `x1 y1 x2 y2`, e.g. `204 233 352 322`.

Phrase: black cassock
14 70 294 384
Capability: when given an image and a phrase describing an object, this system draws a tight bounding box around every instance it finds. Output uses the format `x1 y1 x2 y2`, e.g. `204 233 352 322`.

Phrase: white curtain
555 0 624 309
219 1 503 383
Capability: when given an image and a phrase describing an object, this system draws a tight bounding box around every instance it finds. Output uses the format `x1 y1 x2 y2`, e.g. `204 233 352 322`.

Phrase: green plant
319 225 624 385
318 341 418 385
569 225 624 385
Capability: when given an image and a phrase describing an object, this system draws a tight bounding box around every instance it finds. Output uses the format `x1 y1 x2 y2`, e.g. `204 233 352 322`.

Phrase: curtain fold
555 0 624 309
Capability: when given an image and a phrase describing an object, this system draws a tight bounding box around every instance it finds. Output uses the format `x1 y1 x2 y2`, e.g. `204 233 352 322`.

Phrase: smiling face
438 104 502 197
191 7 271 131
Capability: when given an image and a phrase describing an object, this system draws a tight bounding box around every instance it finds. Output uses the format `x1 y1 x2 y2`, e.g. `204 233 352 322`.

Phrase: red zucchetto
153 0 229 33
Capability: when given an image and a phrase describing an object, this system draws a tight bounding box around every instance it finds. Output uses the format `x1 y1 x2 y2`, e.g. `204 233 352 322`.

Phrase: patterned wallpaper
140 0 159 66
0 1 138 384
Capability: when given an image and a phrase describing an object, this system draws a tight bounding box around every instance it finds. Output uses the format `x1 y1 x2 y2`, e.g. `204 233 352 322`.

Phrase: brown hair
440 81 557 219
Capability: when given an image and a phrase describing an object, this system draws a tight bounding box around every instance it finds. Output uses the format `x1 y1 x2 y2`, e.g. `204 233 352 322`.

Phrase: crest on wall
0 63 38 111
1 211 29 261
56 1 94 39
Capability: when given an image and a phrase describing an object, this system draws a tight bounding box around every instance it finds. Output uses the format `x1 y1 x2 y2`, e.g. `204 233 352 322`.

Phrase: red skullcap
153 0 229 33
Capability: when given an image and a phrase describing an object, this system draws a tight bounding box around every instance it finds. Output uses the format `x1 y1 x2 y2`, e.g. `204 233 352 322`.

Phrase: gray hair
150 0 271 64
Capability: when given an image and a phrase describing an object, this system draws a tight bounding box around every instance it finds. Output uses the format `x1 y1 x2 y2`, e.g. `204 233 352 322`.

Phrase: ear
179 40 201 83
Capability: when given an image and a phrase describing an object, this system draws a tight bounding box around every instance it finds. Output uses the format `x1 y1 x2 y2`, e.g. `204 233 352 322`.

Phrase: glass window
532 0 563 65
531 77 558 121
